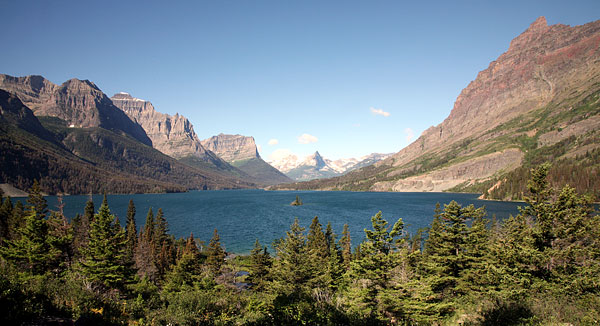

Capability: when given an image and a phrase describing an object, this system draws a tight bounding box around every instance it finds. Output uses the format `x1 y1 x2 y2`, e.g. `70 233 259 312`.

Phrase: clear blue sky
1 0 598 161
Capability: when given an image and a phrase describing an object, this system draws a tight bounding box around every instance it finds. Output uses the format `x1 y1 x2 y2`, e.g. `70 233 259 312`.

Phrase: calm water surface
30 190 523 254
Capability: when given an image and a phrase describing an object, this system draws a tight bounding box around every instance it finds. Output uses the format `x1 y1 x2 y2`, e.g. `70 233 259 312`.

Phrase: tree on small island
291 195 303 206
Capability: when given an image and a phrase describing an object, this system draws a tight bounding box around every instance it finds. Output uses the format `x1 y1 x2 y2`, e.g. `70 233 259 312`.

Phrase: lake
26 190 523 254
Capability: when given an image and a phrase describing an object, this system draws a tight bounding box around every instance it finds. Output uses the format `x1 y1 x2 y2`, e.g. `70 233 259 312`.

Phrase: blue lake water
27 190 523 254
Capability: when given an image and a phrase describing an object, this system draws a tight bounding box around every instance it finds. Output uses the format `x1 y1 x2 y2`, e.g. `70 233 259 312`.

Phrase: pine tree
0 196 13 241
270 218 310 297
344 212 406 321
26 180 47 219
8 201 24 240
249 239 272 289
163 249 202 292
125 199 137 264
152 208 172 276
424 201 486 309
0 210 59 275
184 232 201 258
73 199 94 256
0 181 58 275
523 163 554 251
80 196 129 289
339 223 352 270
144 207 154 240
307 216 329 287
205 228 225 276
325 227 344 291
47 209 74 271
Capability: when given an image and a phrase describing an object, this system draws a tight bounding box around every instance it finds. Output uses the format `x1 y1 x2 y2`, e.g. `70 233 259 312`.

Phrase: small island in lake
290 195 303 206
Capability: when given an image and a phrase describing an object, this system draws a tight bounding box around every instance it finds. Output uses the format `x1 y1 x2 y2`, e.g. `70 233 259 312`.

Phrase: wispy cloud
268 148 297 162
370 107 390 117
298 133 318 144
268 138 279 146
404 128 414 143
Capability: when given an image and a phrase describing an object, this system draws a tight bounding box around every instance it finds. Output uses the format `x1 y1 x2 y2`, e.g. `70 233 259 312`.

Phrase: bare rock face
387 17 600 170
111 92 219 161
0 74 152 146
201 133 260 162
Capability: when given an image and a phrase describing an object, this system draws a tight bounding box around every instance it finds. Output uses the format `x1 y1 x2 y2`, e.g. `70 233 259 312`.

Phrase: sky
1 0 599 162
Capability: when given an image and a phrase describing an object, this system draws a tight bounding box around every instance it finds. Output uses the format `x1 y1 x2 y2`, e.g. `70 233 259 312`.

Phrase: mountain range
268 151 391 181
2 16 599 199
0 75 261 194
270 17 600 200
0 73 296 194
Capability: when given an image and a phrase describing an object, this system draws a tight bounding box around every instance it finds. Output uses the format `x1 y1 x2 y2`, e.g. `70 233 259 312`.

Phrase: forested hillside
1 164 598 325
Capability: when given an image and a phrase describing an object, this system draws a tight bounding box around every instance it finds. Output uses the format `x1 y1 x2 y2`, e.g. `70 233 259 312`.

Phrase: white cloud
370 107 390 117
257 144 263 153
297 133 318 144
268 138 279 146
268 148 297 162
404 128 414 143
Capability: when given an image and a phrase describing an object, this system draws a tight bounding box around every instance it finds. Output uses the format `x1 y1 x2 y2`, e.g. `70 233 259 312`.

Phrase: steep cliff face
111 92 221 162
273 17 600 195
201 134 260 162
0 75 152 146
201 134 292 185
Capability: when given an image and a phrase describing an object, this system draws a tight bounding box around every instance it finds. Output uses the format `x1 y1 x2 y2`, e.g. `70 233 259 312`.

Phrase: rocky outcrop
0 74 151 146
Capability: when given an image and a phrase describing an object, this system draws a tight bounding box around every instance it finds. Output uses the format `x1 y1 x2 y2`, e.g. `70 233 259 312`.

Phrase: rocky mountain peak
63 78 101 92
112 92 134 100
0 74 151 146
201 134 260 162
527 16 548 33
507 16 552 53
111 92 219 160
306 151 327 168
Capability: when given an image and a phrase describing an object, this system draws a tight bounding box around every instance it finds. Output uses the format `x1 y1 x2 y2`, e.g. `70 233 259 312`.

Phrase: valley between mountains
1 17 599 200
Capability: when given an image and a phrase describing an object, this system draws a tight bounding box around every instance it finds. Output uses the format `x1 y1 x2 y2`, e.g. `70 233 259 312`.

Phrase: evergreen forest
0 164 599 325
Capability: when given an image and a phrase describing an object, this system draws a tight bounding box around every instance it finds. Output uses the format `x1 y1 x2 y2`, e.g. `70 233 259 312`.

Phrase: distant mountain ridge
271 17 600 199
269 151 391 181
